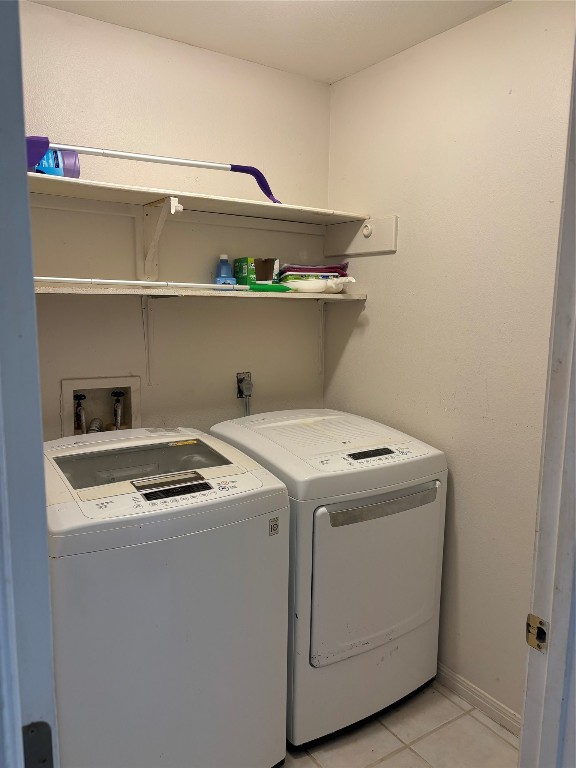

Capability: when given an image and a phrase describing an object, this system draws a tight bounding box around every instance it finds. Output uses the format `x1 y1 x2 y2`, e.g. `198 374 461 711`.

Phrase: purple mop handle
230 165 281 204
26 136 282 204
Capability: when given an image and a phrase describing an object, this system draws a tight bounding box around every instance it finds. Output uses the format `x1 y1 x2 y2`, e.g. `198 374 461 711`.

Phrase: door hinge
526 613 549 653
22 721 54 767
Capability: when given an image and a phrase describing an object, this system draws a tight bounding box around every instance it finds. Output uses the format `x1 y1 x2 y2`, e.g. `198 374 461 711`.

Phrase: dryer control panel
211 409 447 502
306 443 424 473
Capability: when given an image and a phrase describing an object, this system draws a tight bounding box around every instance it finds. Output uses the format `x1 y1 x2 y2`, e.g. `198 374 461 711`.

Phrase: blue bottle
215 255 236 285
26 138 80 177
34 148 80 177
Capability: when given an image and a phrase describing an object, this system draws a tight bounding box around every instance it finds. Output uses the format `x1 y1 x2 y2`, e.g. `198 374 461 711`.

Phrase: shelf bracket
324 215 398 258
142 196 183 280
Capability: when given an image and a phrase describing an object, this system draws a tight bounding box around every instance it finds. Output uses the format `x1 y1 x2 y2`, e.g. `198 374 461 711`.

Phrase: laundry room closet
19 0 574 749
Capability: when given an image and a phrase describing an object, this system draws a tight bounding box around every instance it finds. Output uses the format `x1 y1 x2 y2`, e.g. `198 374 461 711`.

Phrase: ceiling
30 0 508 83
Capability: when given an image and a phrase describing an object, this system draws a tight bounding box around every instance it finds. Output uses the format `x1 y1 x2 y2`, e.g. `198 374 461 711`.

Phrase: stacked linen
279 262 355 293
279 261 349 281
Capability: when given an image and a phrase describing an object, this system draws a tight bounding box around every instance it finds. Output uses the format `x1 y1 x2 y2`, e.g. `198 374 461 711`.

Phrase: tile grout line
303 684 513 768
305 727 409 768
403 709 470 749
407 745 435 768
364 742 414 768
376 706 467 747
375 681 473 744
370 710 470 764
468 709 520 752
431 683 474 713
303 748 324 768
433 680 520 748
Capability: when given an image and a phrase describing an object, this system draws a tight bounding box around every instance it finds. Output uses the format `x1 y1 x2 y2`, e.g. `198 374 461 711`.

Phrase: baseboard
436 663 522 737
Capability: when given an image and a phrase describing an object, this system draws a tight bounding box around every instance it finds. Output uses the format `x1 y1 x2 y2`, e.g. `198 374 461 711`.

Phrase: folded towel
280 272 340 282
279 261 348 277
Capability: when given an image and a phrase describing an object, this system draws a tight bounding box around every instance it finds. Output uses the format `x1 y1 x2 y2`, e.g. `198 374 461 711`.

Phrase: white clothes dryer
44 427 289 768
211 409 447 745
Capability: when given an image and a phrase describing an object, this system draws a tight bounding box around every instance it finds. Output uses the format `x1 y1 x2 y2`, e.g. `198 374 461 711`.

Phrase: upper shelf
27 173 368 227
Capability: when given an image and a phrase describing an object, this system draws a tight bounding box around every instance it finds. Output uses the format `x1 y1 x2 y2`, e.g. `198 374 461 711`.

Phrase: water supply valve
236 372 253 417
111 390 125 430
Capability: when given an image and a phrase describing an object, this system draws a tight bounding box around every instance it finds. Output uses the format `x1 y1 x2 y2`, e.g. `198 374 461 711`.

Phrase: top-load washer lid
44 427 288 556
53 437 231 490
211 409 447 501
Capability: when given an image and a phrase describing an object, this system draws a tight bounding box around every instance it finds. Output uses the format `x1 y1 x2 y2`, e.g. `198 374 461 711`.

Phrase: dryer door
310 480 444 668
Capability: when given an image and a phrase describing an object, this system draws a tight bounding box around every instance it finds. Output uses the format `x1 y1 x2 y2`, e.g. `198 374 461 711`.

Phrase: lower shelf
34 284 366 302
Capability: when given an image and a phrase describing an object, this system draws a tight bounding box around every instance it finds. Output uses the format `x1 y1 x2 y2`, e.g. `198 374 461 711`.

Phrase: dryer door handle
323 481 440 528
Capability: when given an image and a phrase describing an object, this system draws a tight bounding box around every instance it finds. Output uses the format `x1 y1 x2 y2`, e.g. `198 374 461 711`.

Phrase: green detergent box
234 258 279 285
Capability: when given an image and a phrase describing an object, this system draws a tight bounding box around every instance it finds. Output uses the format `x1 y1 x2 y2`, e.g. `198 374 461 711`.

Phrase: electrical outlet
236 371 252 398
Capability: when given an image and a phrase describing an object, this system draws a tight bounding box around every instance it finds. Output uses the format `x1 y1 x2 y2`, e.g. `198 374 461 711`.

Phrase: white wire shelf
28 173 368 226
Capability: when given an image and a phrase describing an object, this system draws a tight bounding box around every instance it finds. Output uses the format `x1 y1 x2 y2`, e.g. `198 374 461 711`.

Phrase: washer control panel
81 472 262 520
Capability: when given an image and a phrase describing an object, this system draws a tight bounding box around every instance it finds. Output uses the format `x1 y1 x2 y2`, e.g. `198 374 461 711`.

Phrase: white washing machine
44 427 290 768
211 409 447 745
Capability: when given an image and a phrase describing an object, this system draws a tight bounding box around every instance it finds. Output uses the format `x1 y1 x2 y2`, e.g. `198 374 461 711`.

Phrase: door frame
0 1 59 765
519 50 575 768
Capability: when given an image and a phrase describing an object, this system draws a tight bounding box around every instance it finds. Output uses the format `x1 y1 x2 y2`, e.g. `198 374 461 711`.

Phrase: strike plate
526 613 548 653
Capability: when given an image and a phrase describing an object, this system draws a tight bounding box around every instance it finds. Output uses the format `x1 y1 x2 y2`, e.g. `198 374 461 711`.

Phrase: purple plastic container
26 136 80 178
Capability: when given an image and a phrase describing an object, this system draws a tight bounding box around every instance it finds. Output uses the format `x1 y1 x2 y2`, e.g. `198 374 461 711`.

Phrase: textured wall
36 291 325 440
325 1 574 714
20 1 329 207
20 1 330 439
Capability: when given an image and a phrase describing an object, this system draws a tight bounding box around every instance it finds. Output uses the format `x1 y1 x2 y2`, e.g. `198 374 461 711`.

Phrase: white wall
19 1 329 207
20 1 330 439
326 1 575 716
36 291 325 439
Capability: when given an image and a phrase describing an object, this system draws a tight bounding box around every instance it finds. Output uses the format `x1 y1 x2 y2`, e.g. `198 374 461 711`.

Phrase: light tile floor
286 682 519 768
